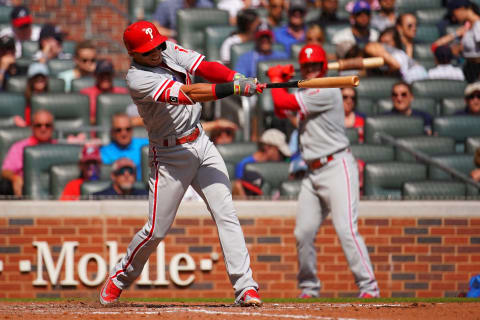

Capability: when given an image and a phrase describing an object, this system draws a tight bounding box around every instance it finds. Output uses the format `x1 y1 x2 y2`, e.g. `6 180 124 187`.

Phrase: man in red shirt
60 144 102 201
80 59 128 124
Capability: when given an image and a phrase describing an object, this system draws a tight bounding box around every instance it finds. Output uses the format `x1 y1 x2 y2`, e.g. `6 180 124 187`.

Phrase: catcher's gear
267 64 295 82
234 77 259 97
298 44 327 77
123 21 167 54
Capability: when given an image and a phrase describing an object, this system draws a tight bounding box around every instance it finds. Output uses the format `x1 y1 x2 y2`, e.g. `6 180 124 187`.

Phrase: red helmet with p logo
298 44 327 76
123 21 167 54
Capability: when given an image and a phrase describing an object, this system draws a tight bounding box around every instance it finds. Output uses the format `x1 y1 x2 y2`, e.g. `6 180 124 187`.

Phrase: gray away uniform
293 87 379 297
109 41 258 302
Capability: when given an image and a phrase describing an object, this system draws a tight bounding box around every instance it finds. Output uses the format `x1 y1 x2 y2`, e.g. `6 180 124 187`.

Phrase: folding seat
62 41 76 56
433 115 480 152
128 0 156 20
466 137 480 154
346 127 359 145
47 59 75 76
429 154 475 181
205 25 236 62
356 98 375 116
441 98 465 115
280 179 302 199
375 97 438 117
364 115 424 144
403 181 466 199
0 6 12 23
414 24 441 44
351 144 395 163
71 77 95 92
177 8 229 54
413 43 435 61
6 76 65 93
23 144 83 199
415 8 448 25
355 77 400 100
412 79 467 100
0 127 30 165
395 136 456 162
364 162 427 199
21 40 38 58
217 142 258 165
244 161 290 196
396 0 442 13
0 93 25 128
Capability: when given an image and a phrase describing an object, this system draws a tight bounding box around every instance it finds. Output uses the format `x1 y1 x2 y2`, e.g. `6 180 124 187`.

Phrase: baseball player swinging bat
265 75 359 89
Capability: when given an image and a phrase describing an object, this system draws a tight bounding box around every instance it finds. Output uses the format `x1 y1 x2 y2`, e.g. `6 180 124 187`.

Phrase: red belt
308 148 350 171
162 127 200 147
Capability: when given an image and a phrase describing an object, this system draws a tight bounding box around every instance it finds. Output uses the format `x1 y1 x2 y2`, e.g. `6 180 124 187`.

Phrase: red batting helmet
123 21 167 54
298 44 327 76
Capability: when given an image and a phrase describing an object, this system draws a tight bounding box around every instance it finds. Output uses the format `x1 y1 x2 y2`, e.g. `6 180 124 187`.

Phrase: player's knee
294 226 316 243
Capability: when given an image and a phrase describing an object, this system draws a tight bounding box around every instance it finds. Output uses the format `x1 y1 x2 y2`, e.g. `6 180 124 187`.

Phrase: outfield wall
0 200 479 299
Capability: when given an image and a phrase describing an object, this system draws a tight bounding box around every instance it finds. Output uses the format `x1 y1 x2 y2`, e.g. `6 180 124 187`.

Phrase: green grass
0 297 479 303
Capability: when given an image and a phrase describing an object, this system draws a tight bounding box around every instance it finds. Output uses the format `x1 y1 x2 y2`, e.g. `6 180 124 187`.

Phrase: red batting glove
267 65 285 82
281 64 295 81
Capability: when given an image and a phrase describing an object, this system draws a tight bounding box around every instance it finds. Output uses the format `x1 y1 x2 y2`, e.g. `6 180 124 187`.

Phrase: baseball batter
99 21 262 307
267 44 379 298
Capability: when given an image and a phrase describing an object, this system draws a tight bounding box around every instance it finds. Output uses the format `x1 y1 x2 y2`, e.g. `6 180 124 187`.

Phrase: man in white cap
457 82 480 116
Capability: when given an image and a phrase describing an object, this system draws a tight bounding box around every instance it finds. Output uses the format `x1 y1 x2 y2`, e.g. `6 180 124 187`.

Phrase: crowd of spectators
0 0 479 200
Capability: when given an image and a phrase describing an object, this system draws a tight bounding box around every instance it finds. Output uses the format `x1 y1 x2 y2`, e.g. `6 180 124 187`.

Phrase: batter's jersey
126 41 205 145
294 87 349 161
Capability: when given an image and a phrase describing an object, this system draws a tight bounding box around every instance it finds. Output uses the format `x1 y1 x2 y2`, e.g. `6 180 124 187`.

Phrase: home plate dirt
0 301 479 319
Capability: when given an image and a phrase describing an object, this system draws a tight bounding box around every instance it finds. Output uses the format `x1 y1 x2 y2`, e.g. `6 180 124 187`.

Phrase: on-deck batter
99 21 263 307
267 44 379 298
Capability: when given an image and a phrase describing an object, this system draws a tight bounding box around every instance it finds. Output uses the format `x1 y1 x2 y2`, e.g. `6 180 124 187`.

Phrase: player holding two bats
264 44 380 299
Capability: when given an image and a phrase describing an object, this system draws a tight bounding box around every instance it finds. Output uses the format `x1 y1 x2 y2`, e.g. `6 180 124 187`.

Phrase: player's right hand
233 77 259 97
267 64 294 82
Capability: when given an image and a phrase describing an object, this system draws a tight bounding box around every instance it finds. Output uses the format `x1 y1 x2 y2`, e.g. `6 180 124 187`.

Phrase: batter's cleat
99 277 122 305
238 289 263 307
359 292 379 299
298 293 313 299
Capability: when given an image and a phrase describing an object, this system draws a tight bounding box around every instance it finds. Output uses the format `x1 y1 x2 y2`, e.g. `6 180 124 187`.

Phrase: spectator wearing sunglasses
100 113 148 181
80 59 128 124
60 144 102 201
0 5 41 58
93 158 147 199
0 110 56 196
384 81 432 135
457 82 480 116
395 13 417 58
58 40 97 92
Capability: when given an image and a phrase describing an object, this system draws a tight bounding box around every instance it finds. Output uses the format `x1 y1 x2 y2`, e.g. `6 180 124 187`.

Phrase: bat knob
352 76 360 87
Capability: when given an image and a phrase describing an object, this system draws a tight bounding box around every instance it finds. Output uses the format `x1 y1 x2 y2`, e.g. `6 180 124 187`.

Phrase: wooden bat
327 57 384 71
265 75 359 89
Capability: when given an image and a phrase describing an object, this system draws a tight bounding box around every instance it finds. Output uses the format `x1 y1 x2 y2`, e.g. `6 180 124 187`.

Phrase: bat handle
265 81 299 88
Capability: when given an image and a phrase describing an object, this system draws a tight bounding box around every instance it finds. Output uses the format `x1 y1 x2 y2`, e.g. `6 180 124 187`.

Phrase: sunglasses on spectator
392 92 408 98
342 95 355 100
141 42 167 57
406 23 416 29
81 58 96 63
467 92 480 100
113 127 132 133
113 166 135 176
33 122 53 129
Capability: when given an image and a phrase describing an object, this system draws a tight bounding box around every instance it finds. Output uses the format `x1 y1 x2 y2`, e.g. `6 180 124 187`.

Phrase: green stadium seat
217 142 257 165
0 127 30 165
415 8 447 24
364 115 425 144
441 98 465 115
305 8 320 24
31 93 90 135
23 144 83 199
63 41 76 56
205 25 236 62
128 0 157 20
14 57 34 74
402 180 466 200
364 162 427 199
415 24 440 43
396 0 442 13
351 144 395 163
325 24 350 43
0 93 26 128
71 77 95 92
395 136 456 162
417 59 436 70
356 98 375 116
177 8 229 54
47 59 75 76
356 77 400 99
428 154 475 181
466 137 480 154
245 161 290 195
0 6 13 24
433 116 480 151
280 179 302 198
6 76 65 93
375 97 438 117
346 127 359 144
412 79 467 99
230 42 286 70
413 43 435 61
21 40 38 58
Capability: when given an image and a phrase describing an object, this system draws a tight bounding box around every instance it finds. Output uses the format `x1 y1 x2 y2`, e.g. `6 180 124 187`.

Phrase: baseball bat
265 75 359 89
327 57 384 71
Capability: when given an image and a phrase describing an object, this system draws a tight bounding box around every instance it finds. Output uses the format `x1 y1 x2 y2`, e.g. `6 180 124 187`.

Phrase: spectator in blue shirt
234 23 289 78
385 81 432 135
100 113 148 180
273 0 307 56
152 0 213 40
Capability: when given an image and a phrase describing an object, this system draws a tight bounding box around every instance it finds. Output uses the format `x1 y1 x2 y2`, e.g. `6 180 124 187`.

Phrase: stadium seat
375 97 438 117
433 116 480 152
244 161 290 195
415 24 440 43
413 43 434 61
305 8 320 24
429 154 475 181
466 137 480 154
415 8 447 24
205 25 236 62
31 93 90 135
411 79 467 99
177 8 229 54
396 0 442 13
280 179 302 198
356 98 375 116
351 144 395 163
364 162 427 199
128 0 157 20
81 180 147 198
0 127 30 165
6 76 65 93
230 42 286 70
62 41 76 56
417 59 436 70
441 98 465 115
0 6 12 24
217 142 257 165
356 77 400 100
21 40 38 58
0 93 25 128
47 59 75 76
23 144 83 199
395 136 456 162
364 115 425 144
346 127 359 144
71 77 95 92
403 180 466 199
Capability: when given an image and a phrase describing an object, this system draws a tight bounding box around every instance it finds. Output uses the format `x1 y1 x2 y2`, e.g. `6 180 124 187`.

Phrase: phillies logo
305 48 313 58
145 28 153 39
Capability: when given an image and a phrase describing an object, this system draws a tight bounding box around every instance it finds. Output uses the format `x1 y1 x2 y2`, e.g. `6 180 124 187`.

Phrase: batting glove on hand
233 77 258 97
233 72 246 80
267 64 295 82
